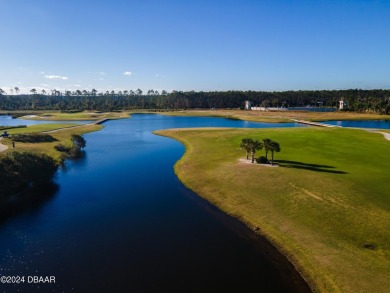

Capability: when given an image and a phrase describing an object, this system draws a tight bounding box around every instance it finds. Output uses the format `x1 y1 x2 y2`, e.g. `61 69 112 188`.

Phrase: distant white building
251 107 288 111
339 99 348 110
245 100 252 110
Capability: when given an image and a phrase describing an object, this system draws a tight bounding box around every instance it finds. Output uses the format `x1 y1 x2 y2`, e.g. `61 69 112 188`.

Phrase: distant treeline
1 89 390 114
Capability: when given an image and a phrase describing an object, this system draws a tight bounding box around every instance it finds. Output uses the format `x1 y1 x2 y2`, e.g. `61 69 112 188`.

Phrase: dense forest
1 89 390 114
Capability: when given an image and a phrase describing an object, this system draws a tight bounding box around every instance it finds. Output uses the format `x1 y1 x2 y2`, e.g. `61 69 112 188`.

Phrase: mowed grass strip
5 124 78 134
2 124 102 161
156 127 390 293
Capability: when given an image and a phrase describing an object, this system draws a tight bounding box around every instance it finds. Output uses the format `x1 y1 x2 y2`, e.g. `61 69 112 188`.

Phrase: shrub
12 134 57 143
256 156 268 164
54 144 71 152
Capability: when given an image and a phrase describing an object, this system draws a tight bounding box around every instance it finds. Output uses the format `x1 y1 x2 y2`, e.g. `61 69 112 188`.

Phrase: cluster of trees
0 134 86 201
0 89 390 114
0 152 58 201
54 134 86 159
241 138 280 165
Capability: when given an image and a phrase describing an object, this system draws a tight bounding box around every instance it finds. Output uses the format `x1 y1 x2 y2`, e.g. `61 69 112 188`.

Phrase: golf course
0 123 102 161
156 126 390 293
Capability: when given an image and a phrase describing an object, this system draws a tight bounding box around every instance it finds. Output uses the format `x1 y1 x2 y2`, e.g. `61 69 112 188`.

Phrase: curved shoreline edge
154 127 390 293
155 130 316 292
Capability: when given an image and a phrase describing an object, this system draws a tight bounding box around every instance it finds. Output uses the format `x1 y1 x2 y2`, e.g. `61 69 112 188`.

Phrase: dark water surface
324 119 390 129
1 115 310 292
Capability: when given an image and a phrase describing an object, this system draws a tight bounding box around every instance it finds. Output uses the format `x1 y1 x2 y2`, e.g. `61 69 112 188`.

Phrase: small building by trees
339 99 348 110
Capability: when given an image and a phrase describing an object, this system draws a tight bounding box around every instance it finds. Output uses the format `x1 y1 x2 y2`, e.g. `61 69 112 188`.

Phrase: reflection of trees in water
0 182 59 223
60 151 88 173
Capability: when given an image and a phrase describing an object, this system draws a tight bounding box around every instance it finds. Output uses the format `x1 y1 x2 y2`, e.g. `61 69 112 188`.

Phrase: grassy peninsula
156 127 390 293
1 123 102 161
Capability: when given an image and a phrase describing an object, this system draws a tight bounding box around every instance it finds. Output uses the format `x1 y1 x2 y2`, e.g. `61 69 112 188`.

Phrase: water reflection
0 114 311 292
0 183 59 223
324 120 390 129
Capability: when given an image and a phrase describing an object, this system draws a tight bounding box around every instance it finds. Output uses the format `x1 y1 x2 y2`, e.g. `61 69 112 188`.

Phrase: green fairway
156 127 390 293
5 123 78 134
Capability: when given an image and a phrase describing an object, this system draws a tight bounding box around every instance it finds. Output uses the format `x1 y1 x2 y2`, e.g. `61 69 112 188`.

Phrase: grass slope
156 127 390 293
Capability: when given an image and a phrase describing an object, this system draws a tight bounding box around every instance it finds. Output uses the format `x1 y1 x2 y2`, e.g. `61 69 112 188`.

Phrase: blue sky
0 0 389 94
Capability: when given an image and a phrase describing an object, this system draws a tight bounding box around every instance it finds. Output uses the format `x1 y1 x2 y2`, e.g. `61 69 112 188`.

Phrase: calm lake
1 114 310 292
323 119 390 129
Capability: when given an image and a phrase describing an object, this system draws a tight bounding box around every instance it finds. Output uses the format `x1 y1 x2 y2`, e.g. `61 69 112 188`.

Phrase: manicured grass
2 124 102 161
155 109 390 123
156 127 390 293
5 124 78 134
19 111 129 121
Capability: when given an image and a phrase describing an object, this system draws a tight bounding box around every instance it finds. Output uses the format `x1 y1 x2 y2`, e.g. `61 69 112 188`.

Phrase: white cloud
45 75 68 80
99 72 106 75
122 71 132 76
155 74 160 78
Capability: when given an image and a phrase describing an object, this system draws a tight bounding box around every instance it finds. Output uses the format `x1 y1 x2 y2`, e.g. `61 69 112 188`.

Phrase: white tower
245 100 252 110
339 99 347 110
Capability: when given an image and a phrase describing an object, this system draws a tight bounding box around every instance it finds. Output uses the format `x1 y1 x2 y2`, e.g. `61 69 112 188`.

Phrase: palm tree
240 138 252 160
14 87 20 94
269 141 281 165
248 139 263 163
0 88 5 95
30 88 37 95
262 138 272 161
41 89 46 95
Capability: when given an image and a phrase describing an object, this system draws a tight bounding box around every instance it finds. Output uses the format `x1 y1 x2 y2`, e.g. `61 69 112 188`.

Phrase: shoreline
178 181 312 292
156 127 390 293
177 149 313 291
155 131 315 291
